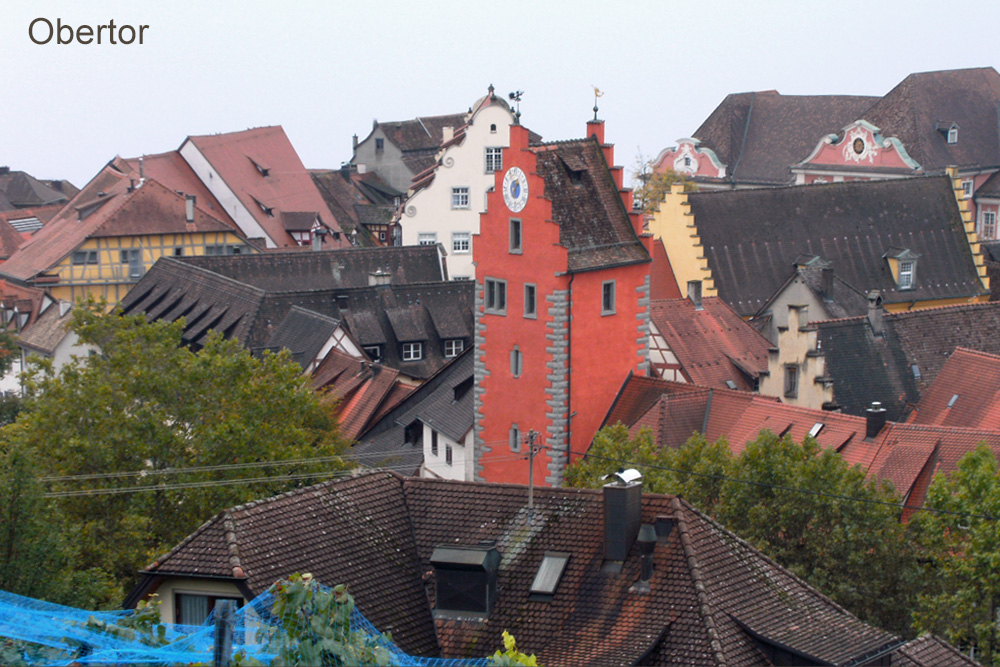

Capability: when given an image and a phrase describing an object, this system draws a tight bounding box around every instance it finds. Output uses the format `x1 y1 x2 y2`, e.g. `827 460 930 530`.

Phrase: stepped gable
689 176 984 316
691 91 876 185
531 138 649 273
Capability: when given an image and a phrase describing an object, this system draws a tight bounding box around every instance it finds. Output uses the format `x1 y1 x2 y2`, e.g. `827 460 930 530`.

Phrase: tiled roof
691 92 877 185
0 163 235 284
122 151 238 230
816 303 1000 420
312 349 408 441
398 349 474 443
184 126 351 249
892 634 981 666
139 470 958 666
176 245 444 292
531 139 650 273
649 296 770 390
689 176 986 315
262 306 338 369
0 204 62 235
16 300 73 355
310 168 401 246
0 170 73 208
977 170 1000 199
910 348 1000 429
649 238 683 300
0 217 25 260
861 67 1000 172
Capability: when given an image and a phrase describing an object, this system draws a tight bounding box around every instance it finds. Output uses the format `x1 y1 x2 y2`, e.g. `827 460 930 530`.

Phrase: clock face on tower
502 166 529 213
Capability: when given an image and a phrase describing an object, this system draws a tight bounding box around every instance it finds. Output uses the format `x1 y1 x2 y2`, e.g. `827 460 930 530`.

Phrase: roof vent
687 280 703 310
430 542 501 617
911 364 921 380
185 195 196 223
947 394 959 408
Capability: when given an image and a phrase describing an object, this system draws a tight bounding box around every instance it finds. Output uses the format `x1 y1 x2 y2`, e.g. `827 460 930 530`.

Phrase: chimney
369 268 391 286
821 266 834 301
687 280 703 310
312 228 327 251
185 194 196 222
865 401 887 439
352 134 358 150
867 291 884 336
637 524 656 583
0 166 9 176
603 469 643 567
442 126 454 142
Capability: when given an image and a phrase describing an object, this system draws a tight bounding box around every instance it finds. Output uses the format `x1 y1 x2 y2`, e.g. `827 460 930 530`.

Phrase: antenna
508 90 524 124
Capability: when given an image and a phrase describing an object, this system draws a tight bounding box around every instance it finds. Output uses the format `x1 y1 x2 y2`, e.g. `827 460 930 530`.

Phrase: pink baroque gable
652 138 727 179
797 120 922 173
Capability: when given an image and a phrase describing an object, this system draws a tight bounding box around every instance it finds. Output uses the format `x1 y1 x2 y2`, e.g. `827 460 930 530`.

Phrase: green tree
913 444 1000 665
11 300 352 604
567 427 922 636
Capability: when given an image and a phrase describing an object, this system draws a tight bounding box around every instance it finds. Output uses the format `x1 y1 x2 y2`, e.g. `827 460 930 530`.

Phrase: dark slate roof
689 176 986 316
397 348 474 443
262 306 339 369
861 67 1000 172
977 170 1000 200
815 302 1000 420
137 470 956 667
310 168 401 247
531 139 650 273
0 170 72 208
176 245 444 292
692 92 877 185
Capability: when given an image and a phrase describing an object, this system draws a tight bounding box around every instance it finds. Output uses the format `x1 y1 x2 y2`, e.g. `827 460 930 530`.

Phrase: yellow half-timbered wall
50 230 249 304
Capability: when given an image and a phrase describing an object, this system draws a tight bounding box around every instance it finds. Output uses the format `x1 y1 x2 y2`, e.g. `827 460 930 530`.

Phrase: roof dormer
935 121 960 145
883 248 920 290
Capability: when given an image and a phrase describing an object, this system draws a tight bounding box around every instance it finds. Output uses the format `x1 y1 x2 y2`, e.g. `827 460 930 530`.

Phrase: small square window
485 147 503 173
524 284 537 318
364 345 382 363
444 339 464 357
948 127 958 144
375 138 385 153
898 260 915 289
784 365 799 398
402 342 423 361
509 219 522 253
452 232 471 254
602 281 616 315
418 232 437 246
173 247 184 256
484 278 506 315
509 424 521 452
451 187 470 209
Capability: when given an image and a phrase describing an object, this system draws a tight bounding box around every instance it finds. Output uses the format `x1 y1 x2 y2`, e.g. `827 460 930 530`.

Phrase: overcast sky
3 0 999 189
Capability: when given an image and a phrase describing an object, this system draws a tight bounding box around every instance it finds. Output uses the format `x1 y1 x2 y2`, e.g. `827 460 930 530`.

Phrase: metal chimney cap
602 468 642 485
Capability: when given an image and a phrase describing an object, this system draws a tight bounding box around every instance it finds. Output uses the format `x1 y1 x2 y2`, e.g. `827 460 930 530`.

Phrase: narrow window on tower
509 219 522 254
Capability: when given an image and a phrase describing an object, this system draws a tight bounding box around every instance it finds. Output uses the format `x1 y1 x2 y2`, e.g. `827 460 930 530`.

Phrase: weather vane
509 90 524 123
592 86 604 121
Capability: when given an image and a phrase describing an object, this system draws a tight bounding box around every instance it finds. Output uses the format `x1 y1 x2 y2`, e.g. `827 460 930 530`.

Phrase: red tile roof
910 348 1000 429
122 151 237 230
648 238 682 300
312 348 409 440
649 296 770 390
184 126 351 249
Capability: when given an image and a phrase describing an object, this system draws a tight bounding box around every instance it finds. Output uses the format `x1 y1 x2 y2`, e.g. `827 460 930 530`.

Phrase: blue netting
0 585 489 666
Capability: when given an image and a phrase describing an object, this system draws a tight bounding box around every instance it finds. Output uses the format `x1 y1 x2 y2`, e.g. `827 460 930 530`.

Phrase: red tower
473 119 652 485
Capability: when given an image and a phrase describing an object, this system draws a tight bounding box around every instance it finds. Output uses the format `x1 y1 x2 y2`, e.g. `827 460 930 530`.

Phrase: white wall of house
179 141 275 247
147 577 246 624
421 423 473 481
400 104 515 280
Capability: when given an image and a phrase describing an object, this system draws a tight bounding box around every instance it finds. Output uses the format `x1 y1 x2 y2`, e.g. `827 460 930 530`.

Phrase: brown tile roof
141 471 951 666
861 67 1000 172
0 217 25 261
0 169 73 208
649 238 683 300
0 204 63 235
122 151 238 229
184 126 352 249
692 92 877 185
16 299 73 355
310 168 401 246
690 176 986 316
0 163 236 284
649 296 770 390
892 634 981 666
816 302 1000 420
910 348 1000 429
311 348 408 441
531 139 650 273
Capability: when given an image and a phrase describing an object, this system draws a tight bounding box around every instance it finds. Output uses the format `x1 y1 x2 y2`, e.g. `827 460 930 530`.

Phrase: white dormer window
948 127 958 144
402 342 423 361
898 260 915 289
962 180 974 198
981 211 997 239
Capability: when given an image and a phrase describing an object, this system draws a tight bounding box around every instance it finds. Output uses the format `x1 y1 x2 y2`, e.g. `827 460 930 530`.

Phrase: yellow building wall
48 231 249 304
646 183 717 298
759 304 833 410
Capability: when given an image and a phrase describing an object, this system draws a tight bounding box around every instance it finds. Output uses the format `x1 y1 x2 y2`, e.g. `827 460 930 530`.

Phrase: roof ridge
671 496 728 667
220 510 245 578
163 257 268 298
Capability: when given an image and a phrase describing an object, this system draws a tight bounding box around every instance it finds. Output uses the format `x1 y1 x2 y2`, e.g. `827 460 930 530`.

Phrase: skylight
948 394 959 408
808 423 824 438
529 552 570 601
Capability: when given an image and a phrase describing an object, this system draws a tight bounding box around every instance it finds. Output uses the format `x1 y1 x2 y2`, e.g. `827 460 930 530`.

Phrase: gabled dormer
883 248 920 290
935 121 960 145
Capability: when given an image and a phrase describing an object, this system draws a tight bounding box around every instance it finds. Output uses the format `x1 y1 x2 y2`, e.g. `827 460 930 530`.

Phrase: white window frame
402 342 423 361
898 260 915 289
982 211 997 240
485 147 503 173
962 180 973 198
452 232 471 254
451 187 470 209
484 278 507 315
444 339 464 358
601 280 616 315
948 127 958 144
418 232 437 246
364 345 382 363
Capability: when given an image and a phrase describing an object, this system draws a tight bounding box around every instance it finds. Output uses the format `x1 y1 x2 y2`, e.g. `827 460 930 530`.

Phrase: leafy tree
913 444 1000 664
489 631 539 666
567 426 922 636
10 300 352 604
631 153 697 215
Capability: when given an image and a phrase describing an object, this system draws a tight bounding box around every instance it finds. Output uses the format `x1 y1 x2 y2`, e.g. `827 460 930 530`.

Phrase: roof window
248 156 270 177
808 422 824 438
529 552 570 601
430 542 501 617
948 394 959 408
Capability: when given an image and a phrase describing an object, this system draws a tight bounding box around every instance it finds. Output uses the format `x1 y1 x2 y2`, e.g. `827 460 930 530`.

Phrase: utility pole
525 430 540 511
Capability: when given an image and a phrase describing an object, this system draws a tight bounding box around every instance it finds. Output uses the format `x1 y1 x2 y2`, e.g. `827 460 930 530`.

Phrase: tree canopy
1 301 352 606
